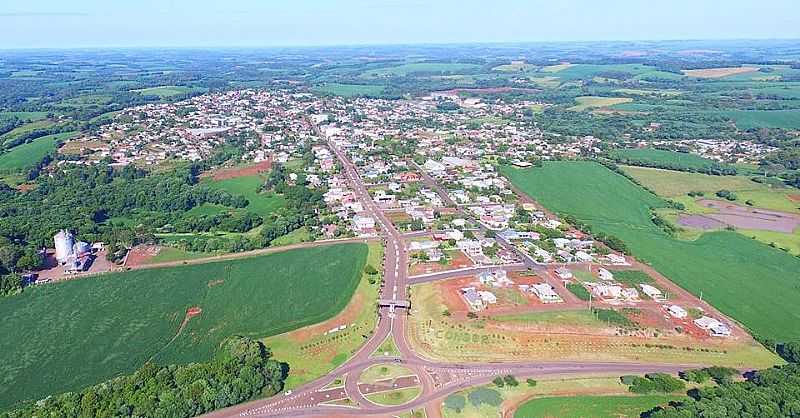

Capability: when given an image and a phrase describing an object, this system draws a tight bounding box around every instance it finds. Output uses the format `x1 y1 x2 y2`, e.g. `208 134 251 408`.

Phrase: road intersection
205 139 705 418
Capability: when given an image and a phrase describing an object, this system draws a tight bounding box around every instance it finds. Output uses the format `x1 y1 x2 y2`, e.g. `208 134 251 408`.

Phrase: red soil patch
409 250 473 276
186 306 203 318
124 245 160 267
203 157 272 181
788 194 800 202
15 183 36 192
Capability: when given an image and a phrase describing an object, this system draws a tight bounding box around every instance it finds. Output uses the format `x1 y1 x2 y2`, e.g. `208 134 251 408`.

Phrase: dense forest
1 336 287 418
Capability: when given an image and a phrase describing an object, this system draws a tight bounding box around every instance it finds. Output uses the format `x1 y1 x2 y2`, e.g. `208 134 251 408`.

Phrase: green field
568 96 633 111
365 387 421 406
313 83 386 97
202 175 287 216
623 166 800 214
610 148 724 171
132 85 207 98
720 109 800 129
514 395 680 418
0 111 48 123
0 132 76 172
364 62 481 77
503 161 800 342
0 244 368 408
0 120 56 147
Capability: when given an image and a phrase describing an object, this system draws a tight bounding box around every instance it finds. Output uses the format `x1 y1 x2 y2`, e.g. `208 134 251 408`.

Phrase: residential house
530 283 563 304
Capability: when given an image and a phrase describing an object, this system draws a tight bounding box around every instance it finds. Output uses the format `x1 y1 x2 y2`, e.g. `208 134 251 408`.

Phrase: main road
204 134 704 418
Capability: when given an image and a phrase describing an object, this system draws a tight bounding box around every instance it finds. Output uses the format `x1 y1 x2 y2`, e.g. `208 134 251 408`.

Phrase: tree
503 375 519 387
526 378 537 387
492 376 505 387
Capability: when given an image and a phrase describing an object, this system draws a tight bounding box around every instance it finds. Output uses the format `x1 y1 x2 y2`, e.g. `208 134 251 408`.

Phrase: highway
204 137 711 418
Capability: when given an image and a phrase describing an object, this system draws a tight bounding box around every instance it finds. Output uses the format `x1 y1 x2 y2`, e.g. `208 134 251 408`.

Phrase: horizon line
2 36 800 52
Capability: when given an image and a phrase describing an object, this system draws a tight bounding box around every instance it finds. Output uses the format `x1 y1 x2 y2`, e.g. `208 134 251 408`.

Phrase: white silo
54 230 75 264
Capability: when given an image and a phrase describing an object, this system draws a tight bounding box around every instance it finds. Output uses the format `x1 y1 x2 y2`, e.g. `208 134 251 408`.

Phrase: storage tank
73 241 91 256
54 230 74 263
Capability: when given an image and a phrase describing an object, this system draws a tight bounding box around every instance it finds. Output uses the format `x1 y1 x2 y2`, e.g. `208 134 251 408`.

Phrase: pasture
363 62 481 77
568 96 633 111
719 109 800 129
0 132 76 172
0 243 368 408
683 66 759 78
623 166 800 214
514 395 681 418
132 85 207 98
202 174 286 216
610 148 725 171
503 161 800 342
313 83 386 97
0 120 56 147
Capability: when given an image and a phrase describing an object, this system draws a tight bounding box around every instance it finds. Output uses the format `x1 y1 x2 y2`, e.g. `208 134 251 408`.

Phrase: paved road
204 140 718 418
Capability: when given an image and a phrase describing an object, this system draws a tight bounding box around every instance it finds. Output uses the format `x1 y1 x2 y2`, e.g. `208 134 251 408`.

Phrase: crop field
493 62 537 72
363 62 481 77
312 83 386 97
548 64 663 81
0 132 76 172
132 85 207 97
623 166 800 214
0 111 48 123
610 148 723 171
201 174 286 216
514 395 681 418
683 66 759 78
0 243 368 408
719 109 800 129
262 243 382 389
568 96 633 111
503 161 800 342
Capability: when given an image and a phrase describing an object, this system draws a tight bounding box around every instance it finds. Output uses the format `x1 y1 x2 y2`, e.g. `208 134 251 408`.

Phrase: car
284 390 293 396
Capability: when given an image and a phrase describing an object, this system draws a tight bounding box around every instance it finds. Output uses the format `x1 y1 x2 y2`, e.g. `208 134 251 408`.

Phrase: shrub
526 378 537 387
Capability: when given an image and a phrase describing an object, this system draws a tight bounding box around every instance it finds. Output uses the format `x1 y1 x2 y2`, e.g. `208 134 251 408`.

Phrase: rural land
1 37 800 418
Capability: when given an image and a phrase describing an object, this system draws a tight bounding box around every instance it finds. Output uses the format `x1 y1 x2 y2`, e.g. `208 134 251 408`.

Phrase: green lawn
365 387 421 406
313 83 386 97
610 148 727 171
490 310 599 327
0 132 76 172
0 243 368 409
503 161 800 342
202 175 286 217
514 395 681 418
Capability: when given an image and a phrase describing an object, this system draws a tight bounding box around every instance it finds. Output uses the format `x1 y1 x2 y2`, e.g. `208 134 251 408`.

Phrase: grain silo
54 230 75 264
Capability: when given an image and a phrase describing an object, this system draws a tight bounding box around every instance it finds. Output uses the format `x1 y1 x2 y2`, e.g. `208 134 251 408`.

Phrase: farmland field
0 132 76 172
363 62 481 77
0 243 368 408
683 66 759 78
202 174 286 216
0 120 56 146
568 96 633 111
719 109 800 129
313 83 386 97
503 161 800 342
514 395 681 418
623 166 800 214
610 148 725 171
132 85 207 98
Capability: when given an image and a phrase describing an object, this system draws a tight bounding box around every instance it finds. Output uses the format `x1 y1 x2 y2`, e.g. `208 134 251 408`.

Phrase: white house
640 284 664 301
667 305 688 319
598 268 614 281
575 251 593 263
478 291 497 305
530 283 563 304
555 267 573 280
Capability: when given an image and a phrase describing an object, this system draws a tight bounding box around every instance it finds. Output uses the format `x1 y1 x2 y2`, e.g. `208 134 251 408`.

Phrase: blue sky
1 0 799 48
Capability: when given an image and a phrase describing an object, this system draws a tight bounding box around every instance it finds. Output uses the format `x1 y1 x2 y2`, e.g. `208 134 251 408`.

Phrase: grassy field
719 109 800 129
623 166 800 214
0 131 76 172
0 111 48 123
490 310 598 327
493 62 538 72
363 62 481 77
0 243 368 408
503 161 800 341
0 120 56 147
202 175 286 216
132 85 207 98
365 387 421 406
610 148 724 171
568 96 633 111
313 83 385 97
514 395 680 418
262 242 383 389
360 364 415 384
143 246 211 264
